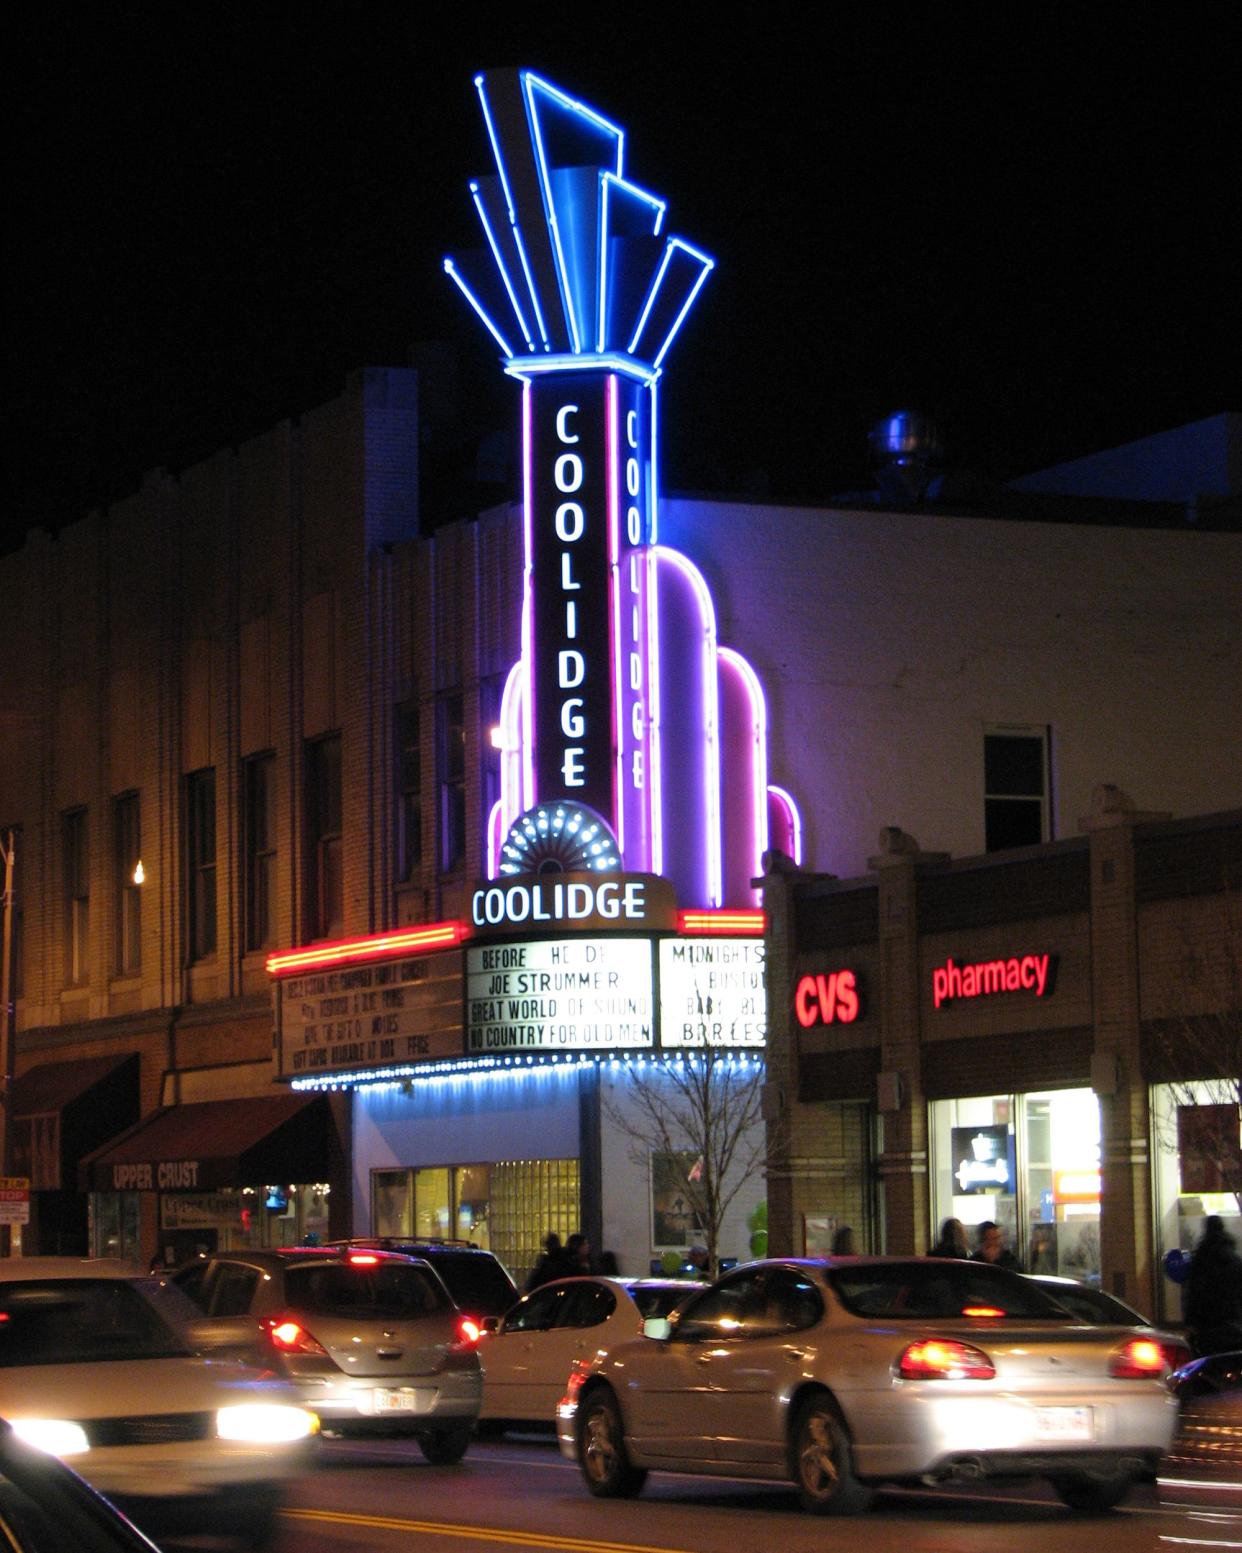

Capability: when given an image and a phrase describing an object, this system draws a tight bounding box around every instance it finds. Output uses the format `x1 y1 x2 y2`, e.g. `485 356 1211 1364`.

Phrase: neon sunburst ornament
499 804 621 876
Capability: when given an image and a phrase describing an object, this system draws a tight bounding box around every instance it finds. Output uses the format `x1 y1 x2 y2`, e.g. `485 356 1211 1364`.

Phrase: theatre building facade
1 69 1238 1286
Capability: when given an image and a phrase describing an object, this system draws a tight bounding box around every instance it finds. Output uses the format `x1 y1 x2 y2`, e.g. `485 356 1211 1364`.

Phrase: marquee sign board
276 949 464 1078
466 938 655 1052
658 938 766 1047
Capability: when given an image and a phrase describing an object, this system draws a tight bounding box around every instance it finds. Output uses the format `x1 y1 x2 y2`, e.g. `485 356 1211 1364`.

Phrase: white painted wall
660 498 1242 877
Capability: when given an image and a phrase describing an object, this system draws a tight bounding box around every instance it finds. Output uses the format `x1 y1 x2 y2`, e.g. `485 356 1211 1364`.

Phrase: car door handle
784 1349 811 1362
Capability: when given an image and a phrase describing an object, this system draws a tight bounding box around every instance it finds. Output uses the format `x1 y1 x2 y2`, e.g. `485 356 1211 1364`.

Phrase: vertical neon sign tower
447 71 800 908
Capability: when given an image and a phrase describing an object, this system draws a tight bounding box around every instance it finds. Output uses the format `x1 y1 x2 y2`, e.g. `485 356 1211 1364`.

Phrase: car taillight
961 1306 1005 1319
265 1316 328 1356
898 1339 996 1380
1109 1336 1171 1378
453 1315 482 1348
347 1253 380 1266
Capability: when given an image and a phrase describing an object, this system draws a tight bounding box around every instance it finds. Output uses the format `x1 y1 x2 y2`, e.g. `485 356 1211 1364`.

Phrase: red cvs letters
794 969 860 1028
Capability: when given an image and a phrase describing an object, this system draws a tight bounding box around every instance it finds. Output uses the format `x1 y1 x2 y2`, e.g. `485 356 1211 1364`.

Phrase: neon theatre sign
445 71 802 909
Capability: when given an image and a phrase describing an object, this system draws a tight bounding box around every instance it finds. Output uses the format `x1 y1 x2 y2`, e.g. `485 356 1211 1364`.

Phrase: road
159 1433 1235 1553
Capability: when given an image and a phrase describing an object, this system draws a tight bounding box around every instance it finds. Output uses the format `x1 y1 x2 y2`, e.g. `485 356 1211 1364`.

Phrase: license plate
1033 1405 1094 1441
373 1388 428 1414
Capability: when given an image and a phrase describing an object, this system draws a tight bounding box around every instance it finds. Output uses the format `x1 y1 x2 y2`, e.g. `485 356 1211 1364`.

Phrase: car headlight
216 1404 318 1443
10 1419 91 1457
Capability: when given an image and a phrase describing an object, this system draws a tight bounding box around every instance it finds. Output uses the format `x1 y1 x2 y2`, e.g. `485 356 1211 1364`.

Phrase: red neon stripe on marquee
677 909 766 936
266 921 469 976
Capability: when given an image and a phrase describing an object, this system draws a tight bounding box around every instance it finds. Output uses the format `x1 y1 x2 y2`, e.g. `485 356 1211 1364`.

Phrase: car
0 1419 163 1553
322 1239 519 1324
0 1258 317 1550
1160 1351 1242 1513
172 1246 482 1462
1025 1274 1156 1328
478 1277 705 1430
557 1256 1181 1515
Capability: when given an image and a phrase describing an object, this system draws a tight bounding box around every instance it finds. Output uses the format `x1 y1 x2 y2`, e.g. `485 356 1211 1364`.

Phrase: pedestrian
1027 1224 1057 1274
972 1220 1020 1270
830 1225 858 1256
1184 1215 1242 1357
565 1233 593 1274
526 1232 566 1291
597 1249 620 1276
929 1217 970 1258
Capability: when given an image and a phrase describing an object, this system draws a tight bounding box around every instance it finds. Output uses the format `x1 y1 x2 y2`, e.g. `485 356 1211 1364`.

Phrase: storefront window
930 1088 1101 1278
91 1192 141 1260
1152 1081 1241 1321
370 1159 579 1285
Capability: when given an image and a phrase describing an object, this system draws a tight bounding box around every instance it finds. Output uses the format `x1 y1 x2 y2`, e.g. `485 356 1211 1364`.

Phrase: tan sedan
558 1257 1182 1515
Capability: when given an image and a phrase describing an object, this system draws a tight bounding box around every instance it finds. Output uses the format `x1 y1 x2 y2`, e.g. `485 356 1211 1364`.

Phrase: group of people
928 1216 1022 1266
525 1233 619 1290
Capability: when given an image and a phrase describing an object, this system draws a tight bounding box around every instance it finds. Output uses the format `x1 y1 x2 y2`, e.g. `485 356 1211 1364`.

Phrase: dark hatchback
324 1240 519 1324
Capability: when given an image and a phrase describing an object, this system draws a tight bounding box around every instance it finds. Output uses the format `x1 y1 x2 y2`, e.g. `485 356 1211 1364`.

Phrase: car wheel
419 1423 473 1464
577 1390 648 1498
791 1396 873 1515
1051 1468 1136 1513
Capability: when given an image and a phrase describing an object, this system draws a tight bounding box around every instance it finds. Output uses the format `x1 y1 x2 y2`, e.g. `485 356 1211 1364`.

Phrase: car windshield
629 1284 697 1319
0 1279 191 1366
828 1262 1071 1320
283 1261 450 1319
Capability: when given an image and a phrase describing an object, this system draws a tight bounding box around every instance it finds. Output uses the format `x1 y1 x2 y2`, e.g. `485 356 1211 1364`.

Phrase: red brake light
1109 1337 1168 1378
961 1306 1005 1319
899 1339 996 1380
347 1253 380 1266
265 1316 328 1356
450 1314 482 1351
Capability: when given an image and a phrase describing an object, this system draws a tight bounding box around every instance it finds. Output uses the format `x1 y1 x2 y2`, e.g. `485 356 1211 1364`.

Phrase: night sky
7 8 1238 553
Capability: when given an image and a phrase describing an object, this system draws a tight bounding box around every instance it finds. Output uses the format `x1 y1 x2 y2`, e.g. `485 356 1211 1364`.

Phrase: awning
79 1093 333 1194
12 1053 138 1119
11 1054 140 1192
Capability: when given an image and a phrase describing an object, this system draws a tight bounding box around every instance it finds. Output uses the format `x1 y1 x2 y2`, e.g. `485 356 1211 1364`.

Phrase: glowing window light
443 259 514 358
470 181 535 352
266 921 468 977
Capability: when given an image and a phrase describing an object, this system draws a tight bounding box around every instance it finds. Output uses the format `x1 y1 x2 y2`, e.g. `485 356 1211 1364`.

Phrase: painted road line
284 1507 696 1553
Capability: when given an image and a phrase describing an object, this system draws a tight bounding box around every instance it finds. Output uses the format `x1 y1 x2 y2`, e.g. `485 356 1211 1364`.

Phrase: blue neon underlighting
504 352 658 385
471 182 535 352
444 259 514 358
450 71 710 372
292 1048 765 1093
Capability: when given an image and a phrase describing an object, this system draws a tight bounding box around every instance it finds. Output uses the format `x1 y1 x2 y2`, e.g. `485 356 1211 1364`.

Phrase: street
160 1433 1233 1553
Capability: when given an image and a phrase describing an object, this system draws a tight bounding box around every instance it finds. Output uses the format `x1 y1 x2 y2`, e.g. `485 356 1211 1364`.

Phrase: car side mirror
480 1316 500 1336
642 1317 672 1341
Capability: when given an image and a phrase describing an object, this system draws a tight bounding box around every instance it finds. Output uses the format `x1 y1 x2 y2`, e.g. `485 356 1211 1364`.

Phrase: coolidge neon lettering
931 953 1052 1009
472 878 647 928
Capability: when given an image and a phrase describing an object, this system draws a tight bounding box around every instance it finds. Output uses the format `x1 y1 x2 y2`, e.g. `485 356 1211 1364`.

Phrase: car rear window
283 1262 450 1320
828 1262 1071 1320
419 1253 517 1315
0 1280 190 1366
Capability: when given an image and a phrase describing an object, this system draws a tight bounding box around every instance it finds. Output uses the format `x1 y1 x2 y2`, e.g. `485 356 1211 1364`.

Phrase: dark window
1 825 20 1001
306 735 342 939
113 794 141 975
0 1279 187 1367
559 1283 616 1329
828 1261 1068 1320
185 769 216 961
480 677 503 853
504 1285 567 1334
62 809 90 985
437 695 466 874
395 703 422 881
984 728 1050 852
208 1263 261 1318
283 1261 449 1319
243 754 277 951
629 1283 697 1320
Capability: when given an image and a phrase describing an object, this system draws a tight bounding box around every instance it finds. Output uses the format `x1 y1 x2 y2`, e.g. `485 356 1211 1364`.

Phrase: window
437 695 466 873
113 793 141 975
984 726 1051 851
395 703 422 881
306 735 342 939
62 808 89 985
243 754 276 951
185 769 217 961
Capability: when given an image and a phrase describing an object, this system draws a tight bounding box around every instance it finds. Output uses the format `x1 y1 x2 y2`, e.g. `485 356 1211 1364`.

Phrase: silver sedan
557 1257 1181 1514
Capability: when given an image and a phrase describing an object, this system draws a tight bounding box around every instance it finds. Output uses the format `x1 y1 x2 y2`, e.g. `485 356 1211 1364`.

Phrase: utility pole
0 828 15 1257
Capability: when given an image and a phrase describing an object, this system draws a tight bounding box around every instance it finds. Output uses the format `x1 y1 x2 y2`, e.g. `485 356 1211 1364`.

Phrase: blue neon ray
448 70 712 373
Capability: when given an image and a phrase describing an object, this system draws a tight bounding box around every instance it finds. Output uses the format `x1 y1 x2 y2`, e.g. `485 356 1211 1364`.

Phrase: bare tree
1147 885 1241 1208
603 1039 771 1278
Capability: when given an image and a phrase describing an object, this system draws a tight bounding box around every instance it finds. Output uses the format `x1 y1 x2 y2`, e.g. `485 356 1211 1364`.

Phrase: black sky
6 7 1239 551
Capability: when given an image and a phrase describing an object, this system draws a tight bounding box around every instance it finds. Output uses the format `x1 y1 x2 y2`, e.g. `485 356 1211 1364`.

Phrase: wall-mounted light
132 860 145 886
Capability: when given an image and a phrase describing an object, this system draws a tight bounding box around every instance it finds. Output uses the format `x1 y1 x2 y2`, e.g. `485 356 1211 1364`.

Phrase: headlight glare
10 1419 91 1456
216 1403 317 1443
